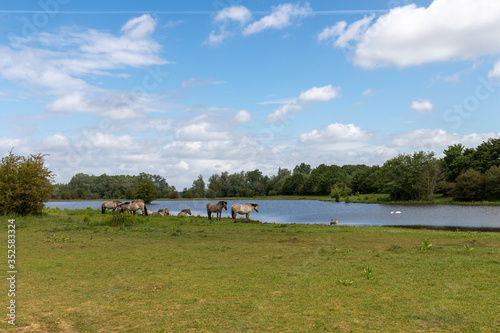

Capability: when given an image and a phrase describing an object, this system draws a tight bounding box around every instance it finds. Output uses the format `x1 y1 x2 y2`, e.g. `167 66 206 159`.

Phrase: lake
44 200 500 230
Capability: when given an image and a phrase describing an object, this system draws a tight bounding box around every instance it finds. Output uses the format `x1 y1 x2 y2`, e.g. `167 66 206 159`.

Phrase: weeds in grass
337 278 354 286
464 243 474 254
363 266 374 280
419 239 433 251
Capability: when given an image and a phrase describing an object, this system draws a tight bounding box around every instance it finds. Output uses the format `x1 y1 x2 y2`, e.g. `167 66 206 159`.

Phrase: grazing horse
101 201 122 214
231 203 258 223
117 201 148 216
206 201 228 221
177 208 192 216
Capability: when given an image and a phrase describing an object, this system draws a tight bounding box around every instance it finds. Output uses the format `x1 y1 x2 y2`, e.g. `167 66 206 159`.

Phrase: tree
449 169 485 201
190 175 205 198
417 156 445 201
135 179 158 204
485 165 500 199
380 151 436 200
282 173 306 195
0 150 54 215
293 163 311 175
442 144 474 182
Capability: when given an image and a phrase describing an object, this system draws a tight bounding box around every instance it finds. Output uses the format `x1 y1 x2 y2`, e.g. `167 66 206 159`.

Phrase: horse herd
101 200 259 223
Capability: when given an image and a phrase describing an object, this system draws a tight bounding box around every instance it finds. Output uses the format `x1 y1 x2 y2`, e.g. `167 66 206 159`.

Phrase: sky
1 0 500 189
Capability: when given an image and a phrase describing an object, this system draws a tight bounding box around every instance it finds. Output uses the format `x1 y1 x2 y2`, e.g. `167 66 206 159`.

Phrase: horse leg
217 211 221 221
246 213 250 223
208 210 212 220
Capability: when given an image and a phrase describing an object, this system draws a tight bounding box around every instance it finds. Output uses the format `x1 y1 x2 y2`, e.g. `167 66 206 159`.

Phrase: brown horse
101 201 122 214
117 201 148 216
231 203 258 223
177 208 191 216
206 201 227 221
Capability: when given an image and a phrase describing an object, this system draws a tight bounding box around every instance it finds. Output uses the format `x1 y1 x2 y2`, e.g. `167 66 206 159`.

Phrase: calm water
45 200 500 229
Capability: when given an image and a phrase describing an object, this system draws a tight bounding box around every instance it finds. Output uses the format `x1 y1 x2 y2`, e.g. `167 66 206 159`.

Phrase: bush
449 169 485 201
0 150 54 215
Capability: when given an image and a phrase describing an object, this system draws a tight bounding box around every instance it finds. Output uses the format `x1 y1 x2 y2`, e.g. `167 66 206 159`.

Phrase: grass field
3 208 499 332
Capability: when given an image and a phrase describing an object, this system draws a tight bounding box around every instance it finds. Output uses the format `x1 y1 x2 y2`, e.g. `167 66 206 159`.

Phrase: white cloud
318 15 374 48
215 6 252 25
321 0 500 68
299 123 373 143
266 85 340 124
265 102 301 124
233 110 252 123
390 129 500 148
409 99 433 113
243 2 312 35
121 14 157 40
488 61 500 81
298 85 341 103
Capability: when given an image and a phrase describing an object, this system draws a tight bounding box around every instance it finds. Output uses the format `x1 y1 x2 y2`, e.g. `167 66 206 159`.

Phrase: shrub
449 169 485 201
0 150 54 215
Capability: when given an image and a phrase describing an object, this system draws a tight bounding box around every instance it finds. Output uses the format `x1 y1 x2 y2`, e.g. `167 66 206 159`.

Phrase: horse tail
101 203 105 214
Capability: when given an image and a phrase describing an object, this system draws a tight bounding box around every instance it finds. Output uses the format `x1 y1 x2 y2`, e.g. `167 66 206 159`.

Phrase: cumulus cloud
233 110 252 123
320 0 500 68
243 2 312 35
215 5 253 25
390 129 500 148
298 85 341 103
409 99 433 113
0 15 169 120
266 85 340 124
299 123 373 144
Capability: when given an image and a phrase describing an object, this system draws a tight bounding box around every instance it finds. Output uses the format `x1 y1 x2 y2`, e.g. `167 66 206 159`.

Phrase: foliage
135 178 158 204
485 165 500 199
0 150 54 215
380 151 437 200
449 169 485 201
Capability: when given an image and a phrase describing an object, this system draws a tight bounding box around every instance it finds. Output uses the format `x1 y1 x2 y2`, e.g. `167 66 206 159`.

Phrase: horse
231 203 258 223
177 208 191 216
206 201 228 221
101 201 122 214
117 201 148 216
158 208 169 216
330 218 338 225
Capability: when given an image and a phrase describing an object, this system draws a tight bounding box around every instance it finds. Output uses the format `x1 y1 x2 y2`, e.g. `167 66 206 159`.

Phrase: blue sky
1 0 500 189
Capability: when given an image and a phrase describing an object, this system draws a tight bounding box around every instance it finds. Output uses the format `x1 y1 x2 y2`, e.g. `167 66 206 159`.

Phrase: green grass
3 209 500 332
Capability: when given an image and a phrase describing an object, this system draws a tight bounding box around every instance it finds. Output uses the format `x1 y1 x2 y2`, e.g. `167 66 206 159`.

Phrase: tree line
53 137 500 203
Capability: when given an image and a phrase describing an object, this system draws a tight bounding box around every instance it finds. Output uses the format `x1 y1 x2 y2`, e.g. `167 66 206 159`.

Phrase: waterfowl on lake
330 218 338 225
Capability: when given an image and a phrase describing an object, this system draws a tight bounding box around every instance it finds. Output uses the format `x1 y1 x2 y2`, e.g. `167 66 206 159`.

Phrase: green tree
282 173 306 195
0 150 54 215
380 151 436 200
472 138 500 173
190 175 206 198
135 179 158 204
293 163 311 175
485 165 500 199
449 169 485 201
